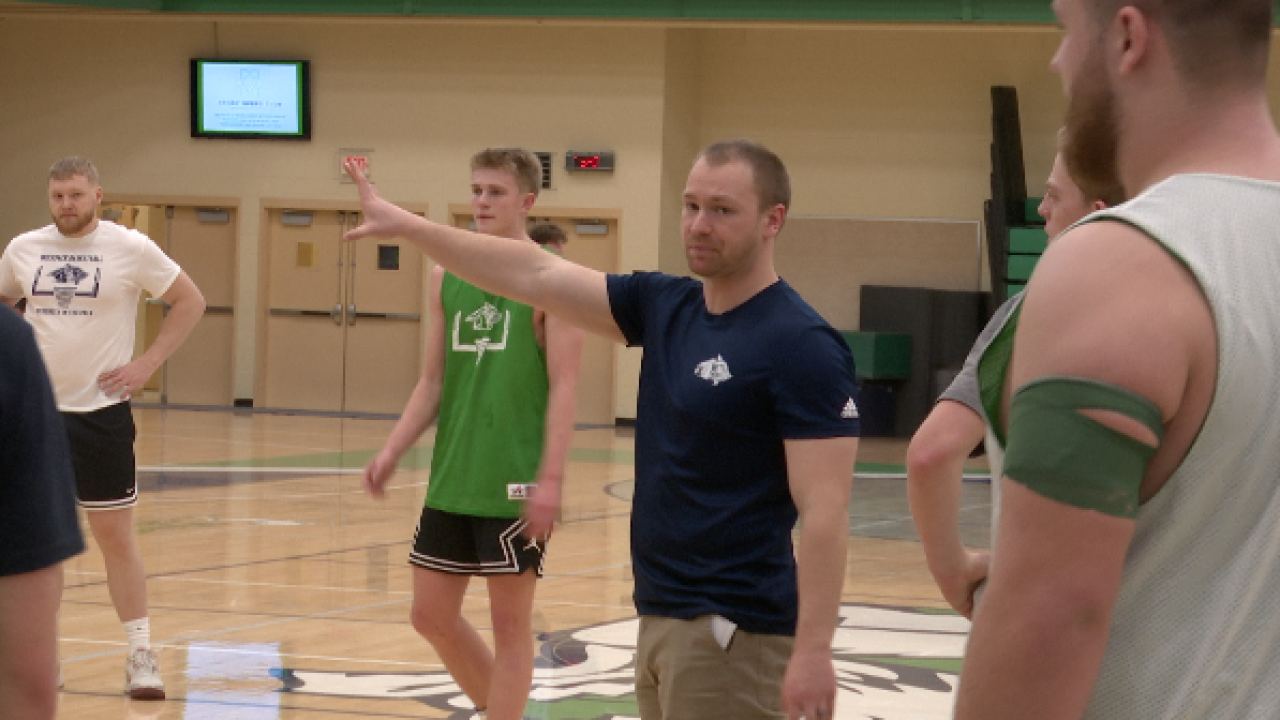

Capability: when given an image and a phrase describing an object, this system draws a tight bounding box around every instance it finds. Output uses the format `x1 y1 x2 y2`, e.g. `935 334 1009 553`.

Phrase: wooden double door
106 203 236 406
262 209 423 414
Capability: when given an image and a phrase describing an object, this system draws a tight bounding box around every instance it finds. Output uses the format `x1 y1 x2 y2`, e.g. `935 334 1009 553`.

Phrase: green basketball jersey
426 273 549 518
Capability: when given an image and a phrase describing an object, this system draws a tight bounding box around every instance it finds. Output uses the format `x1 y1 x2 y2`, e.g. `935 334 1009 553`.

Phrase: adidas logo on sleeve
841 398 859 419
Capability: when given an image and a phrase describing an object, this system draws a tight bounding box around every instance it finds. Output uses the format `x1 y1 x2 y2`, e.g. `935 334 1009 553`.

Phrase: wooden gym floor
56 407 992 719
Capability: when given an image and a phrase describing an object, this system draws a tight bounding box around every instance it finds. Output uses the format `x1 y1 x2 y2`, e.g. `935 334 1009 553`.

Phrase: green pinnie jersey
426 272 549 518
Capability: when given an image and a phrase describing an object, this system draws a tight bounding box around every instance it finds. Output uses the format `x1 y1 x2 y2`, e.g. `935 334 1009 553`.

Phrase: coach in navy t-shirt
610 271 859 636
342 138 861 720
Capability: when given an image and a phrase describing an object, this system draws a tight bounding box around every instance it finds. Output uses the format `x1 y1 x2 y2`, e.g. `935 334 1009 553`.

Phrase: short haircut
48 156 99 186
470 147 541 196
696 139 791 212
1083 0 1271 87
528 222 568 246
1055 128 1125 207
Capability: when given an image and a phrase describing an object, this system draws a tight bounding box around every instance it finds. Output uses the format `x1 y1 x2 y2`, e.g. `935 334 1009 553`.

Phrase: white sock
124 618 151 653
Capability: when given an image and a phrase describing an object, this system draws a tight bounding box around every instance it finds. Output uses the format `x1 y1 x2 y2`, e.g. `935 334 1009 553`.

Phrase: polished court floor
57 408 993 719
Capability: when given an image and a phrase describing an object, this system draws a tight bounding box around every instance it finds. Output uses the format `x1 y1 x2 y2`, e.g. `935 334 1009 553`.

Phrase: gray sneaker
124 648 165 700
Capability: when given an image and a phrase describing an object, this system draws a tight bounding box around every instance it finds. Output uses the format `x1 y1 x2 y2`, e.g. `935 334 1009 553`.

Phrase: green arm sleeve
1002 376 1164 519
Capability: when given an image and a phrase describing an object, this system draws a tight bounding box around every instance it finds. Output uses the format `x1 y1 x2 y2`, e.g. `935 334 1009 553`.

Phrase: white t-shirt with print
0 221 181 412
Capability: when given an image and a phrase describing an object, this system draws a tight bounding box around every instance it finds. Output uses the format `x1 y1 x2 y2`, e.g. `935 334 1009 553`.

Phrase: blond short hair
470 148 541 196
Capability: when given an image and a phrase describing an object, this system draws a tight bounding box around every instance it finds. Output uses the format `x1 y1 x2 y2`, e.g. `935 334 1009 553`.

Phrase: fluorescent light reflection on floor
183 642 282 719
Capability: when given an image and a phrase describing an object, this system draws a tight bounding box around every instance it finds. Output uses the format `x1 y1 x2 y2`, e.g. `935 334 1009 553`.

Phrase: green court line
856 461 910 474
194 445 907 474
525 694 639 719
196 445 636 470
858 656 963 674
911 606 963 615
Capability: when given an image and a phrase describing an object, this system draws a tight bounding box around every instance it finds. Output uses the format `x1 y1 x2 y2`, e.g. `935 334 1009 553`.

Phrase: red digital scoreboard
565 151 615 172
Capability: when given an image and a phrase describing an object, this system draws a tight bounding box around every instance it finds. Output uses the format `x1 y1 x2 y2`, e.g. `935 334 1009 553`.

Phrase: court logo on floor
274 602 968 719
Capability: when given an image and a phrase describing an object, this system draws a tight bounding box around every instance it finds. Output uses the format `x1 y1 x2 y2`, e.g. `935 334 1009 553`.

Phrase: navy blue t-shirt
607 273 860 635
0 306 84 577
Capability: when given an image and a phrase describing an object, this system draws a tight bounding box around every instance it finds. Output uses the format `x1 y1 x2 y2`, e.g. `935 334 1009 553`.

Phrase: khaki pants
635 615 794 720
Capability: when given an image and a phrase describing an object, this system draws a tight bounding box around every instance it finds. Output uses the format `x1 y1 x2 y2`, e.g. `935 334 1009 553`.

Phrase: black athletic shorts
61 401 138 511
410 506 546 577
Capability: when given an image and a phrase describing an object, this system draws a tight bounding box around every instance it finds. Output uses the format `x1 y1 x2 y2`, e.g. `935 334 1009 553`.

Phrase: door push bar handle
268 307 419 323
268 308 333 318
352 312 422 321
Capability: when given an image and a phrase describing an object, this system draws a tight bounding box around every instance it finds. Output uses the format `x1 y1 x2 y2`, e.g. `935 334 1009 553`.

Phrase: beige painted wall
5 12 1280 417
0 15 665 414
658 28 704 275
695 26 1069 221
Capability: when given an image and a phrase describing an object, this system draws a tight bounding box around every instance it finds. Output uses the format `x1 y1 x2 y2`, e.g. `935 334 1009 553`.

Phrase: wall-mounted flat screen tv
190 59 310 140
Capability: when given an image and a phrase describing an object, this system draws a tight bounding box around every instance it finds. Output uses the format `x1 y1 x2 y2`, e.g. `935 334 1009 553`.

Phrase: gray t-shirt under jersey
937 293 1022 417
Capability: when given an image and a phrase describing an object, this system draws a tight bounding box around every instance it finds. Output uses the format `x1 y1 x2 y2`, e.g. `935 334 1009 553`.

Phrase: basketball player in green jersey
907 136 1122 619
362 148 585 720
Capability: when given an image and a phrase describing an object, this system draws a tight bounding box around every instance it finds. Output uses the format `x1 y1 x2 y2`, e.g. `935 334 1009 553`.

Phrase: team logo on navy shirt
694 355 732 386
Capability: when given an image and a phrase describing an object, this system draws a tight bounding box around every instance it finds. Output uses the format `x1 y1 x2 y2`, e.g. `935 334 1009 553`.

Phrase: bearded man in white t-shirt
0 156 206 700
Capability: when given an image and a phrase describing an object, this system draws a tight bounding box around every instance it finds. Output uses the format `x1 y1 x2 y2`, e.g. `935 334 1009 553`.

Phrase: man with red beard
955 0 1280 717
0 157 205 700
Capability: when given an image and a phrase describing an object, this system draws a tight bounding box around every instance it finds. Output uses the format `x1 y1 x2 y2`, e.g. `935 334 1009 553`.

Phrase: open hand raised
342 158 422 243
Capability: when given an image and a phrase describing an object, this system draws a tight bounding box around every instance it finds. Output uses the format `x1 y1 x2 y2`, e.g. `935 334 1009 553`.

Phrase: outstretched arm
99 271 205 400
523 311 586 538
344 159 625 344
907 399 989 618
782 435 858 720
364 266 448 498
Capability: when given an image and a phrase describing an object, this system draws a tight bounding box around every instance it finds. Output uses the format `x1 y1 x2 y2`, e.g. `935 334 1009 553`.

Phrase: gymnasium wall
0 15 667 412
695 26 1068 219
5 12 1280 416
657 25 1070 302
657 29 704 273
